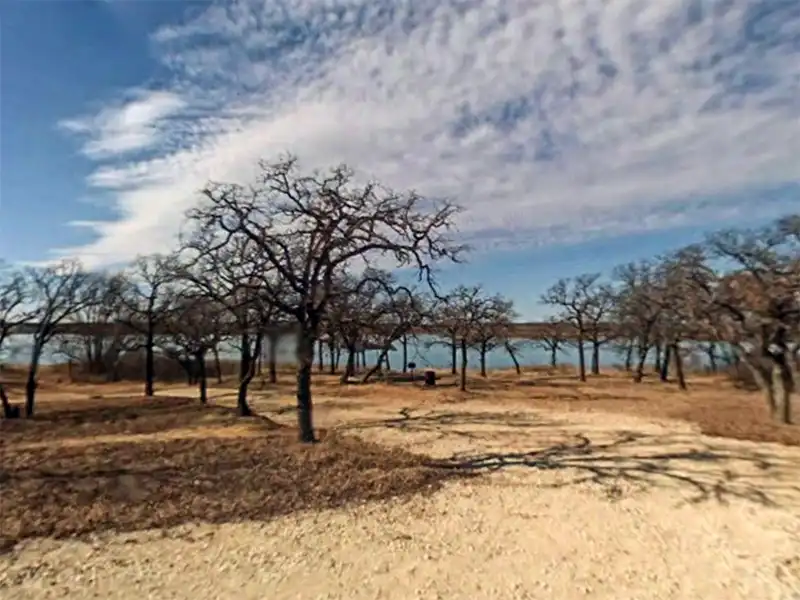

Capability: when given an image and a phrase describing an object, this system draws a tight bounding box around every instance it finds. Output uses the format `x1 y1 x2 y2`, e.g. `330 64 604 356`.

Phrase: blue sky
2 0 799 319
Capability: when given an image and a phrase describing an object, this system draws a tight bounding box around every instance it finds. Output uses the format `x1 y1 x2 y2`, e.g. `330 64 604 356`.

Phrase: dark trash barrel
423 370 436 387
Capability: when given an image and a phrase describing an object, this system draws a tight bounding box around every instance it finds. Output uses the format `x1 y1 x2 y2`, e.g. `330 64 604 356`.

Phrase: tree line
0 155 797 438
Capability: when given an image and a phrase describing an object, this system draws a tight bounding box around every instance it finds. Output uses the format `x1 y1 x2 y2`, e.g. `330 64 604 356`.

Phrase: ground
1 368 800 599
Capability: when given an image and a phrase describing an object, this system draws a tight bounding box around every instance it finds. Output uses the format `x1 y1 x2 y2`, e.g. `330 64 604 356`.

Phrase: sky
1 0 799 319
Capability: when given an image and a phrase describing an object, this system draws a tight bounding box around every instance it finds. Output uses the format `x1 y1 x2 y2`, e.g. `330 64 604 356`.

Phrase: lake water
1 333 678 372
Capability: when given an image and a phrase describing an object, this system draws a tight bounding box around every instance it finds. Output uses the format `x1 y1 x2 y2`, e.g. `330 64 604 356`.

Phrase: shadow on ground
340 407 800 509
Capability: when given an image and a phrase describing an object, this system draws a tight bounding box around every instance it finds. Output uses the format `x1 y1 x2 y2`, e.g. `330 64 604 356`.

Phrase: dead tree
186 155 463 442
24 260 96 417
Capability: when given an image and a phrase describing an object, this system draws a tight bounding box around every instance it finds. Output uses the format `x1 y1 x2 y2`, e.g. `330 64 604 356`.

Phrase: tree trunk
654 343 662 373
706 343 718 373
591 340 600 375
328 338 337 374
505 342 521 375
362 345 392 383
402 334 408 373
672 342 687 390
624 342 633 372
741 353 777 417
318 339 324 372
295 325 317 443
236 332 257 417
479 342 488 377
24 342 44 417
577 337 586 382
341 345 356 383
267 333 278 384
195 351 208 404
144 328 155 396
451 335 457 375
182 359 195 385
660 344 671 382
460 337 468 391
550 346 557 368
334 346 341 371
634 345 649 383
0 383 19 419
773 352 795 425
213 346 223 384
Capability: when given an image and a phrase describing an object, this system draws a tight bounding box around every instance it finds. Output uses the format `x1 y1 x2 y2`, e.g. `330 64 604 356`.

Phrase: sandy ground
4 385 800 599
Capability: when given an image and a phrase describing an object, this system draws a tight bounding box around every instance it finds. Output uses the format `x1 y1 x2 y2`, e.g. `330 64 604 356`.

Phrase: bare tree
690 217 800 423
161 293 227 404
534 319 567 369
0 263 32 418
54 272 134 382
24 260 97 416
177 234 280 416
185 156 464 442
612 261 664 382
541 274 607 382
437 285 501 390
361 283 431 383
468 293 518 377
118 254 179 396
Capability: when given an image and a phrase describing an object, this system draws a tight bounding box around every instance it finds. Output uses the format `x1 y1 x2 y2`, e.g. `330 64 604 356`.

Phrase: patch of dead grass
0 397 464 550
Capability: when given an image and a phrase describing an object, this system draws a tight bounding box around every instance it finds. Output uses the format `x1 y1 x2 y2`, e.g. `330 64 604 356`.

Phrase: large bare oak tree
184 155 464 442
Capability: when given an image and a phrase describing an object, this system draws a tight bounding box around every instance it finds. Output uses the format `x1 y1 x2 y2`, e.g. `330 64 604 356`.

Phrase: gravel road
3 402 800 600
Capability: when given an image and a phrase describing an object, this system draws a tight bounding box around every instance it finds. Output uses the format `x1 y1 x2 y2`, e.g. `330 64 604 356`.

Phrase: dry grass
0 395 463 551
1 365 798 552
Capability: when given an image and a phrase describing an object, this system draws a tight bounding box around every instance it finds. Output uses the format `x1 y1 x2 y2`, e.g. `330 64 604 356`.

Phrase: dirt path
4 391 800 599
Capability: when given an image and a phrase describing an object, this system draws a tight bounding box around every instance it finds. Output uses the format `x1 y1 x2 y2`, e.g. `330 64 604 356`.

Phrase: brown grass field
2 366 800 599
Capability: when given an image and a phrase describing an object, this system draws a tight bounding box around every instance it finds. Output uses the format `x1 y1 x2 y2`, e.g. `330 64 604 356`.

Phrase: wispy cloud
56 0 800 268
59 89 186 160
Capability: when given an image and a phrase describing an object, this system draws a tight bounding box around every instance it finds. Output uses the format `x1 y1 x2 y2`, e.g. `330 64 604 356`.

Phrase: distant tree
535 319 567 369
438 285 504 390
541 274 609 382
612 260 664 382
54 272 134 382
161 293 227 404
118 254 180 396
467 293 517 377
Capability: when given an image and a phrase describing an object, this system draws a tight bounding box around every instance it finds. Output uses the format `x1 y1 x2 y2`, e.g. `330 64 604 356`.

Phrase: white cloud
55 0 800 268
59 90 186 159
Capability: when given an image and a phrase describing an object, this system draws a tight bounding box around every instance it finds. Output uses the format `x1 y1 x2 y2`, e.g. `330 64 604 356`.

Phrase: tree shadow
341 408 569 442
424 430 790 507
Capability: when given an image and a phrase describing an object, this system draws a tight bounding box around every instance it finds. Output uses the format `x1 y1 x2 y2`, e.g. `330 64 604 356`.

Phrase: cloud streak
57 0 800 268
